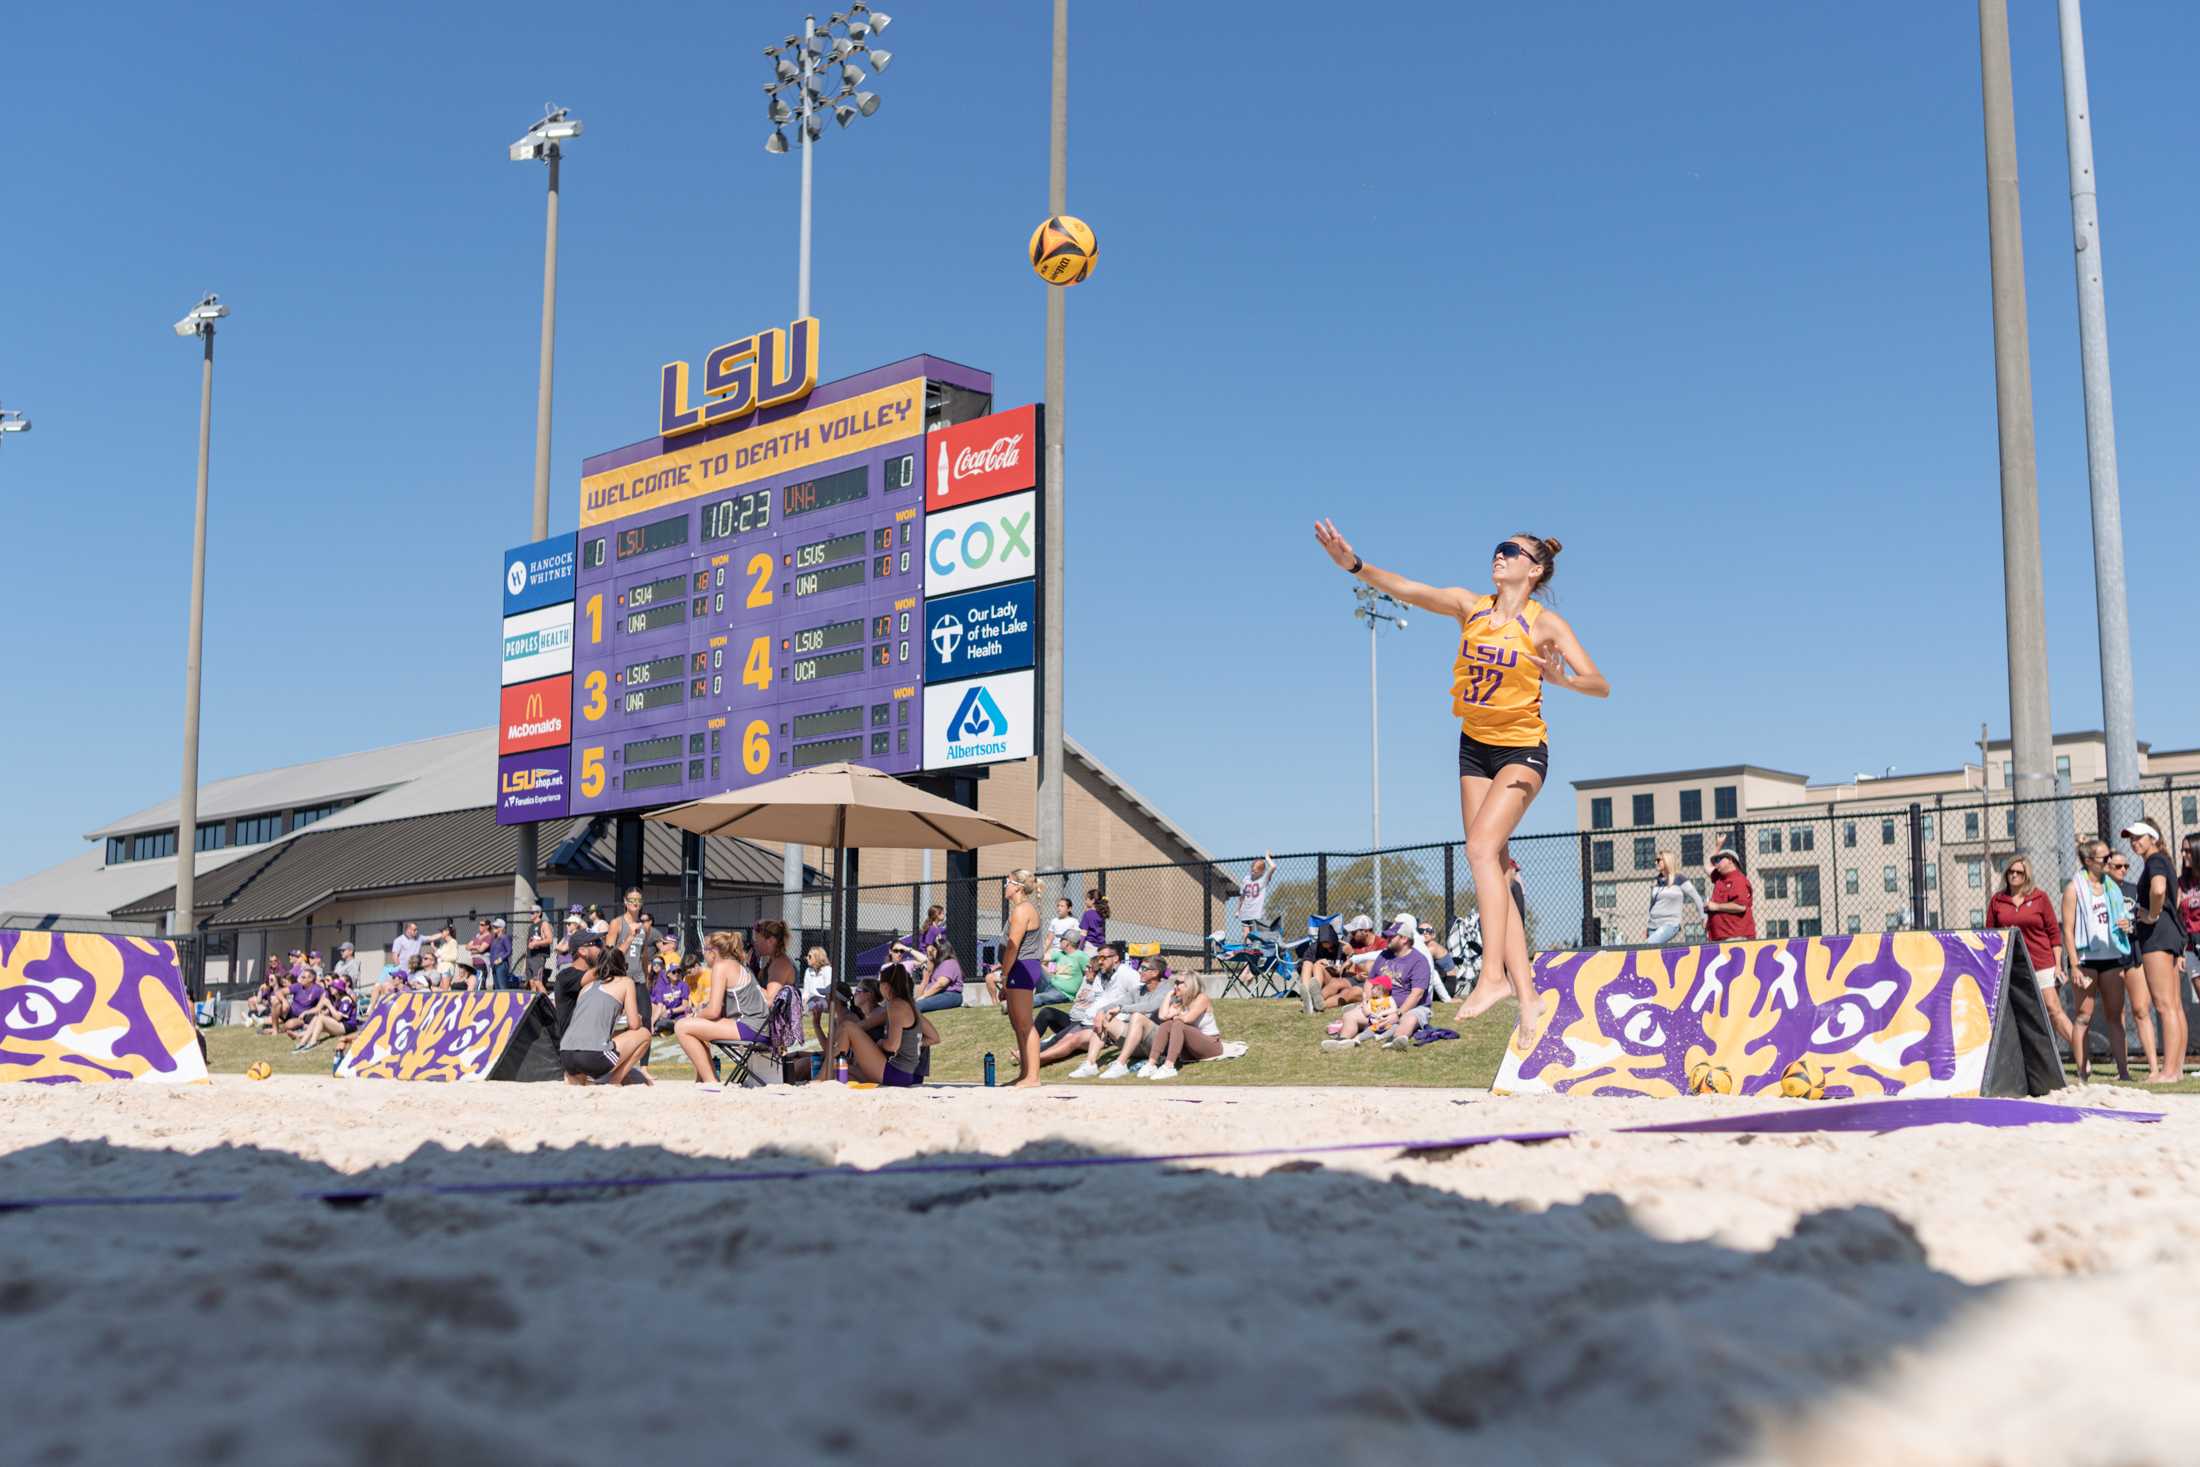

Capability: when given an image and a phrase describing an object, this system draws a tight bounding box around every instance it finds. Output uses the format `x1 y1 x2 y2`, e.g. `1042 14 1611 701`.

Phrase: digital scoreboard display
561 362 1000 816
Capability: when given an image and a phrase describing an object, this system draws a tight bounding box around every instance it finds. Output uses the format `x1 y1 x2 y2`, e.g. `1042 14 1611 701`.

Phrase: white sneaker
1319 1036 1360 1053
1067 1061 1100 1079
1099 1062 1130 1079
1133 1062 1154 1078
1146 1063 1178 1080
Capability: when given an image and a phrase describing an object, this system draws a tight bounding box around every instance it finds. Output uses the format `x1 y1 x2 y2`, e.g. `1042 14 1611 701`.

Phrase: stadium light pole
1975 0 2055 874
1353 585 1406 918
508 105 583 929
2056 0 2140 845
765 8 890 938
171 294 229 946
1036 0 1069 880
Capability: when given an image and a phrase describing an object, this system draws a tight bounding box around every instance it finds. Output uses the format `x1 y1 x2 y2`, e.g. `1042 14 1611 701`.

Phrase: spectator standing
802 944 836 1052
525 910 556 988
2180 836 2200 986
1080 888 1109 949
1046 897 1080 954
1238 853 1277 937
751 918 800 998
1704 849 1756 941
487 917 513 990
1987 856 2080 1056
2071 842 2146 1083
466 920 494 979
434 924 465 979
1644 851 1707 945
332 942 362 988
606 889 645 974
913 938 964 1014
2123 822 2187 1084
389 921 422 971
917 904 946 952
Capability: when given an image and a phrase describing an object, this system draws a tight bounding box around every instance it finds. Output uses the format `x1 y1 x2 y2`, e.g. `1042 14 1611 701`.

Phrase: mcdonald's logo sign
498 674 572 756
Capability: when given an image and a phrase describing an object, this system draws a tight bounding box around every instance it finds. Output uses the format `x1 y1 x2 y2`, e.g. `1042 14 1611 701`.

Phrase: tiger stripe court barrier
1492 930 2061 1100
0 929 209 1086
335 991 562 1082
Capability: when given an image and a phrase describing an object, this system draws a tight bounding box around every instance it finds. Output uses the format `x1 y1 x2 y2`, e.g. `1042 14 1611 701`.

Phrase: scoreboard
498 345 1037 824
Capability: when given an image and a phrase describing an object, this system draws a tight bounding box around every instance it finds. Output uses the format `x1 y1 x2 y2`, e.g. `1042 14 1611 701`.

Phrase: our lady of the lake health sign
493 313 1047 824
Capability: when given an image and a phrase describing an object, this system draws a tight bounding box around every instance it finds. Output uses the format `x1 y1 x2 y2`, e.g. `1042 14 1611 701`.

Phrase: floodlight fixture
510 106 582 163
768 96 794 123
774 56 799 82
840 62 864 86
852 90 878 117
804 112 825 141
173 293 229 338
864 47 891 72
766 128 790 154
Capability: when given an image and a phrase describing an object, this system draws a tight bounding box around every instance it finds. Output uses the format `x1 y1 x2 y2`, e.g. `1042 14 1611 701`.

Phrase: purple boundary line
0 1098 2161 1214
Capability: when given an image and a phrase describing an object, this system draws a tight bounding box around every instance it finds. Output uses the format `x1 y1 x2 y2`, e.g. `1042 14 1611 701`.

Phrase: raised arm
1313 519 1475 620
1524 609 1611 699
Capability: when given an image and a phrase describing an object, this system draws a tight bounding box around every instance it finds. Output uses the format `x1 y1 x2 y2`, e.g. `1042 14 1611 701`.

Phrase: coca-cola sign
927 403 1039 511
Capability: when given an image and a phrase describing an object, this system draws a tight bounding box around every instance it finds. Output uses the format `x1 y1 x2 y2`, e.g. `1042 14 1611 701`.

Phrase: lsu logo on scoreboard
660 317 820 438
501 765 562 793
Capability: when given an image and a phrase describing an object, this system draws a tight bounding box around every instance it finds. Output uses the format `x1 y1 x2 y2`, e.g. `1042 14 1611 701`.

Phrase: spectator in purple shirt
912 938 965 1013
917 905 945 952
1079 888 1108 949
293 982 359 1053
1320 920 1433 1051
486 917 514 990
280 975 326 1041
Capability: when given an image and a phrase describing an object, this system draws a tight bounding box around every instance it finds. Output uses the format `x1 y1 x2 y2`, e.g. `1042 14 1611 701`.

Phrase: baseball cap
1383 919 1411 938
1344 914 1374 932
491 917 506 929
338 941 354 952
2121 820 2162 844
1711 847 1741 866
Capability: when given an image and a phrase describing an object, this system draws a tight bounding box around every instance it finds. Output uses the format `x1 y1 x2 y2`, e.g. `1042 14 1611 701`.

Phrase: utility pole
2055 0 2140 838
1035 0 1070 879
1975 0 2056 872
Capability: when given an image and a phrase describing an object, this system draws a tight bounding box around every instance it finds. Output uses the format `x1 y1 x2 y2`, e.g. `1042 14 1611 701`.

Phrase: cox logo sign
923 490 1036 596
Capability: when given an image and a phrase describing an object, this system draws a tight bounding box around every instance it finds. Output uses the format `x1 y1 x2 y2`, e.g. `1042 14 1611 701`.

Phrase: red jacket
1707 869 1755 941
1986 887 2062 976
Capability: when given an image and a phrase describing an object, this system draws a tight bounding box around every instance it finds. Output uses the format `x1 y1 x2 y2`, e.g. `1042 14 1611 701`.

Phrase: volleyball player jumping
1314 521 1609 1052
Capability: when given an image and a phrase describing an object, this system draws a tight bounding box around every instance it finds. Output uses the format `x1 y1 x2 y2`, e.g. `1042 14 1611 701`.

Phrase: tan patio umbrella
643 762 1032 975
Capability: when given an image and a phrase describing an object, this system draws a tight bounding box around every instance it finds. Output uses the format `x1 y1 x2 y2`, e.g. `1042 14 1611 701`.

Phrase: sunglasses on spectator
1492 541 1541 565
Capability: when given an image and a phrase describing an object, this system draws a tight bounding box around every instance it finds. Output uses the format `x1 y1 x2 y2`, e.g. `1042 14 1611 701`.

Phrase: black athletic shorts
1457 732 1549 781
559 1048 615 1078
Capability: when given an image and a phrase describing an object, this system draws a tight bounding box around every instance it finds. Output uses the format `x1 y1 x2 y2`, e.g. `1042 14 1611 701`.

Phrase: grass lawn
202 1007 2200 1093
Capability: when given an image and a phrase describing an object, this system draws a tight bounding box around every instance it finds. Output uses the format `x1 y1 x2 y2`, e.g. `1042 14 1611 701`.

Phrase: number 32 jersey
1450 595 1547 747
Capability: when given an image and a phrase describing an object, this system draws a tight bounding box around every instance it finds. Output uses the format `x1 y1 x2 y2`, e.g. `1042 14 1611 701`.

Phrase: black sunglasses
1492 541 1541 565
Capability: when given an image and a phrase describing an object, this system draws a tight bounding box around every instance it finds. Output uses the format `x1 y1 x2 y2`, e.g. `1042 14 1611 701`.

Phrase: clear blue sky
7 2 2199 884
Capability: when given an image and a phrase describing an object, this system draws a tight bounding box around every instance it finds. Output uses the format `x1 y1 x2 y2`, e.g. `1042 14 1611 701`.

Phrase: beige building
1570 731 2200 942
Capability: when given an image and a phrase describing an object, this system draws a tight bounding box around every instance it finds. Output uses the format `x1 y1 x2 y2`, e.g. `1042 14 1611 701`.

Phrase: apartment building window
194 822 228 853
1593 882 1617 912
1714 786 1737 820
235 813 283 845
2184 795 2198 828
1633 837 1656 871
1970 908 1985 927
1680 833 1704 867
1590 797 1613 830
1632 793 1655 826
1844 867 1859 895
1592 840 1613 874
1757 827 1782 855
1843 821 1857 848
1880 817 1896 845
2004 808 2016 836
1789 826 1815 852
1964 811 1980 839
1797 869 1820 907
105 836 126 864
1765 918 1792 938
1679 789 1702 823
1846 915 1862 934
1928 909 1941 928
1764 872 1789 900
1920 814 1934 842
1882 865 1898 893
1798 918 1822 938
1924 863 1937 891
1884 911 1903 930
1964 858 1982 889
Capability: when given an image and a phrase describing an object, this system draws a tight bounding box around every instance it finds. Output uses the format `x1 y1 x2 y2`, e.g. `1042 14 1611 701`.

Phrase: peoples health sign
924 581 1035 684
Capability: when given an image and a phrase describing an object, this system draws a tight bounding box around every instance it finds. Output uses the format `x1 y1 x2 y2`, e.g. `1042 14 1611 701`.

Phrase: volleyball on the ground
1029 214 1098 285
1688 1061 1736 1095
1779 1058 1828 1099
245 1060 273 1081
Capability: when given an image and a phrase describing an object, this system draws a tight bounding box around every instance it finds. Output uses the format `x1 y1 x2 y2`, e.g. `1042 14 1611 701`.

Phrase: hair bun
1542 537 1564 556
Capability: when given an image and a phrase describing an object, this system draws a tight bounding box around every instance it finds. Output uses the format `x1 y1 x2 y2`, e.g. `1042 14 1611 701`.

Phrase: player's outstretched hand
1314 518 1357 571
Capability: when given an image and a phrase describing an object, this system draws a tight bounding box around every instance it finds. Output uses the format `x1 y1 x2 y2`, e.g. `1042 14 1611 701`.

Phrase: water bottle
983 1052 997 1087
835 1053 849 1084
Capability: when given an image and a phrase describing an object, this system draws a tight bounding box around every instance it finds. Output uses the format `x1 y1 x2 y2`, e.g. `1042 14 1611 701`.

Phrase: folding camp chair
711 984 803 1087
1216 921 1305 999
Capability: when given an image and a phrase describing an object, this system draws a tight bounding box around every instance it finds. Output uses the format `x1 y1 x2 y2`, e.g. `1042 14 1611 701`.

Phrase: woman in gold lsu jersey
1313 520 1609 1052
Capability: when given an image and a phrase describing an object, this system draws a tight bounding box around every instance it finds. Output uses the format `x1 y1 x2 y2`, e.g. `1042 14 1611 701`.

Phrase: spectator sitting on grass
558 947 653 1086
1035 928 1090 1007
913 938 965 1013
825 962 939 1087
1035 941 1137 1063
1140 970 1223 1080
649 943 693 1032
292 980 360 1053
1071 956 1172 1080
279 969 326 1042
1321 919 1433 1052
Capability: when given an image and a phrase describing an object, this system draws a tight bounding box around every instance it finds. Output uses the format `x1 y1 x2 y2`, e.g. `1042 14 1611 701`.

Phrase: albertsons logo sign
923 669 1034 771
